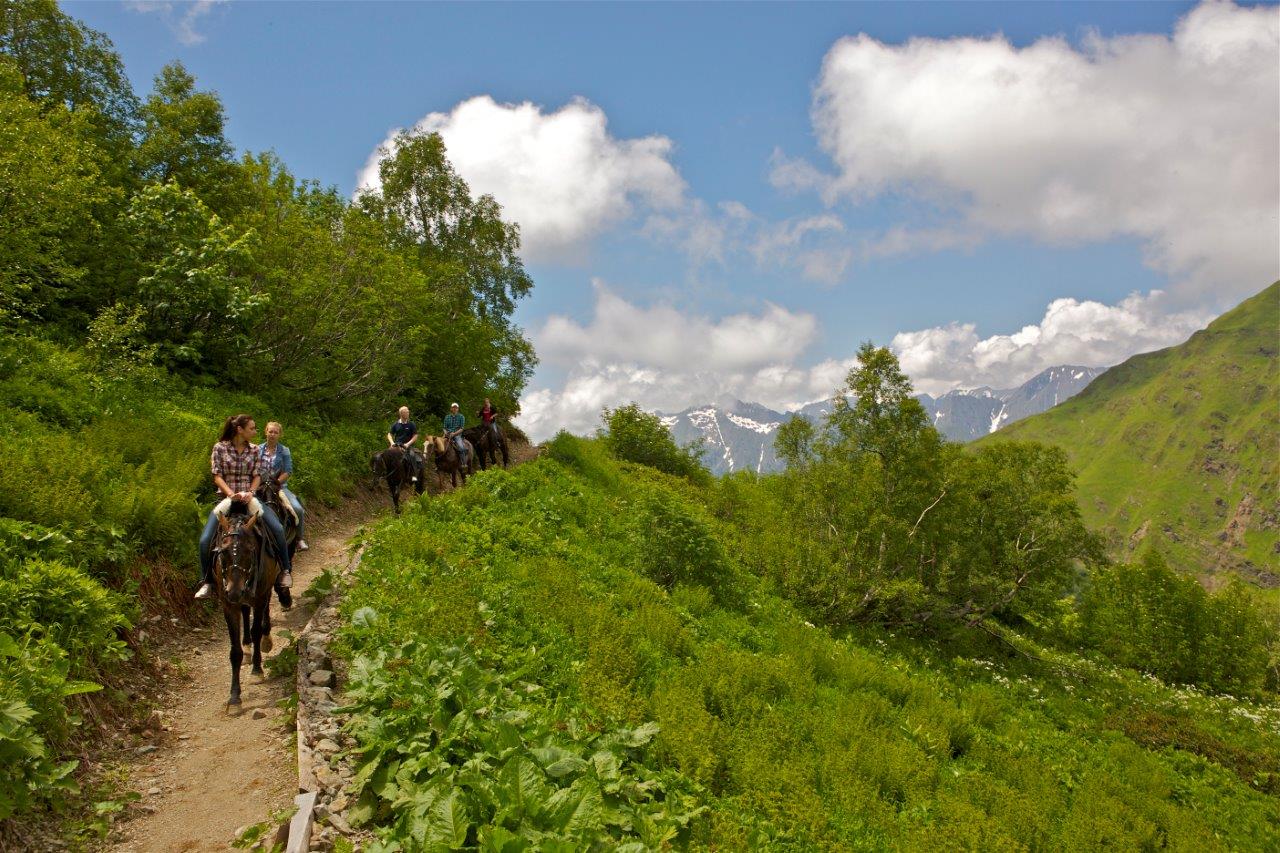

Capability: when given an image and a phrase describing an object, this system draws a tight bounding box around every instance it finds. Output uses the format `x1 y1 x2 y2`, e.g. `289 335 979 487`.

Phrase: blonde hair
266 421 283 434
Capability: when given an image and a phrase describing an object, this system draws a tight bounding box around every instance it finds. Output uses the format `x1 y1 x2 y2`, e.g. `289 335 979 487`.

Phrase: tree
774 415 815 468
119 182 258 373
0 0 137 150
600 403 708 482
0 61 109 324
134 62 238 211
358 129 532 322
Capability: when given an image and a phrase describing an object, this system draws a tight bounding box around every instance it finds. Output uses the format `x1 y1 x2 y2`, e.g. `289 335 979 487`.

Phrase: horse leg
390 479 400 514
501 439 510 468
251 603 265 675
226 608 243 705
241 603 252 646
264 603 272 651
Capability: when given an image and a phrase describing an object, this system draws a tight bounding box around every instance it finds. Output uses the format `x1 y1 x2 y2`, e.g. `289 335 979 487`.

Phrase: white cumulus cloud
891 290 1212 395
516 285 848 440
795 0 1279 300
356 96 686 264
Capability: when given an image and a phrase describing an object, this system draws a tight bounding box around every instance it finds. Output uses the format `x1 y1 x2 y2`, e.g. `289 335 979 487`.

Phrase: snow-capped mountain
659 365 1104 475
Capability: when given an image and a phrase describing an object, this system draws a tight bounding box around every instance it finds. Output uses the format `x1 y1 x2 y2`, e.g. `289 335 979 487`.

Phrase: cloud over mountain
518 284 853 440
791 0 1279 301
356 96 686 264
891 291 1210 395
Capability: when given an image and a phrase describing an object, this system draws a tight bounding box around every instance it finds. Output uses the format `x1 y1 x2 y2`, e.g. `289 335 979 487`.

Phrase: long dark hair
219 414 254 443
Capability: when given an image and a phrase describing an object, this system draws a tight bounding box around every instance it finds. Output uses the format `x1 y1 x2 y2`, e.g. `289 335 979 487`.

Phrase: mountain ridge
660 363 1105 475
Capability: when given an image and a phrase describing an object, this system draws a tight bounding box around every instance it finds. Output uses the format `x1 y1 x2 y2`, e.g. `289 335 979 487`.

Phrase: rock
252 708 269 720
305 686 333 704
314 764 340 788
328 794 349 812
313 803 331 822
178 734 190 740
309 669 335 687
327 812 352 835
147 786 162 796
314 738 340 754
135 745 157 755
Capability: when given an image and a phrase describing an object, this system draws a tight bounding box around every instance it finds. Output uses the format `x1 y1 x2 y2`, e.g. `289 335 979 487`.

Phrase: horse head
215 511 259 606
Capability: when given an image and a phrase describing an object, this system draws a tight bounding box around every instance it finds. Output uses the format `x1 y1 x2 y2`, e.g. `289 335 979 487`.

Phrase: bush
1078 549 1274 694
599 403 708 483
630 489 729 593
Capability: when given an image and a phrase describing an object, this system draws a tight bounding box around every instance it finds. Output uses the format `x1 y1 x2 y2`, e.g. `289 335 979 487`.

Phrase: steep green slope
990 283 1279 585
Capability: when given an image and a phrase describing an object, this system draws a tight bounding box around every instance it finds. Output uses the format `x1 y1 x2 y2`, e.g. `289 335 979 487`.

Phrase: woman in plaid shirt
195 414 294 600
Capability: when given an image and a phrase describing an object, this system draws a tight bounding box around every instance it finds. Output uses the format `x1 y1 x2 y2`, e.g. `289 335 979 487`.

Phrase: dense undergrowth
0 333 375 823
339 435 1279 850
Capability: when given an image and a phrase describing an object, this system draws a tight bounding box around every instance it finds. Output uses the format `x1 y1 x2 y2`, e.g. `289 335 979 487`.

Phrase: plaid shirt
211 440 261 493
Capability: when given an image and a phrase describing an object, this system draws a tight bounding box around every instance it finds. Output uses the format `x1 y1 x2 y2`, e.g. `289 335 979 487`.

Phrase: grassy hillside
989 283 1279 585
337 436 1278 850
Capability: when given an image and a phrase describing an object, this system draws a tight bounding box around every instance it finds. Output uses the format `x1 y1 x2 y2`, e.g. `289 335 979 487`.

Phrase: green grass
987 282 1279 581
338 435 1279 850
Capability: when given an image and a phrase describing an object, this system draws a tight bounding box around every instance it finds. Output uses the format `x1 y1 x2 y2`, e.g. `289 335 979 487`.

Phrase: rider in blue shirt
258 421 307 551
443 402 468 467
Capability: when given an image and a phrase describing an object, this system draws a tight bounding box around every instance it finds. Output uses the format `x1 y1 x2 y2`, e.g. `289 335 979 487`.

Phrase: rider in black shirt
386 406 422 482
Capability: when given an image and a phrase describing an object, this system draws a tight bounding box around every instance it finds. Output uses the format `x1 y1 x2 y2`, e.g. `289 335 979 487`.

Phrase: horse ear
218 515 231 532
244 514 257 531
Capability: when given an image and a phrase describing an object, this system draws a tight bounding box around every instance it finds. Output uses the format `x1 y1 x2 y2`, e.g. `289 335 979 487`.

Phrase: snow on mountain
657 365 1105 475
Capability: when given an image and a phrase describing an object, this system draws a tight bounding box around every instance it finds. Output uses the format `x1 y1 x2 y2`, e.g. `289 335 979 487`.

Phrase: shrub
630 489 729 593
599 403 708 483
1079 549 1274 694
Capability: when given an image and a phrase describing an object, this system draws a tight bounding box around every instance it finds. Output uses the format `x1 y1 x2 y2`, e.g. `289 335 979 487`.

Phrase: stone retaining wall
286 545 368 852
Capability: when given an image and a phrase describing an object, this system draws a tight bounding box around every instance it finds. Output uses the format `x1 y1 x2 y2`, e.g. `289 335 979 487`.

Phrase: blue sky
70 1 1278 437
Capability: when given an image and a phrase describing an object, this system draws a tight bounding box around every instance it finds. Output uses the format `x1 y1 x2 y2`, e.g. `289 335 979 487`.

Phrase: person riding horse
195 415 293 600
387 406 424 483
257 421 307 551
444 402 469 468
479 397 500 443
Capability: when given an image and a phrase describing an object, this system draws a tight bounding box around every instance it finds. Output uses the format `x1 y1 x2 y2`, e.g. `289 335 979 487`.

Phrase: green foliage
121 181 260 373
341 438 1280 849
599 403 708 483
629 489 729 593
134 62 237 209
762 344 1101 631
341 643 705 850
1080 549 1275 694
0 60 110 324
0 0 138 148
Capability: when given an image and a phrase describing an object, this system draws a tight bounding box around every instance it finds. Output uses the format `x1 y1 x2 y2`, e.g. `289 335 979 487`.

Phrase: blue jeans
198 503 292 584
453 434 468 460
282 487 305 540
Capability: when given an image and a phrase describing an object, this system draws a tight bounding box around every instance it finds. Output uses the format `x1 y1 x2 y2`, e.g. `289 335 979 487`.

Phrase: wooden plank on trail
286 790 317 853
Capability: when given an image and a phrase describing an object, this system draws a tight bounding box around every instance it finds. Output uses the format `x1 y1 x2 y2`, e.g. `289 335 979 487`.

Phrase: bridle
213 515 260 602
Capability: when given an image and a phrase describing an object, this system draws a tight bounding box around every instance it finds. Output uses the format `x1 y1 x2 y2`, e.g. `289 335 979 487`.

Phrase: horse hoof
252 666 264 676
261 635 273 653
228 696 241 706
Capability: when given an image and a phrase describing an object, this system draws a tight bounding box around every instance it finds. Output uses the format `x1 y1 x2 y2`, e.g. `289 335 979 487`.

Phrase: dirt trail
109 507 375 853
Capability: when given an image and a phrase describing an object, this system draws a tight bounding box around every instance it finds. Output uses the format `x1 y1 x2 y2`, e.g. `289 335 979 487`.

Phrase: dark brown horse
427 434 475 489
255 470 298 609
371 445 424 513
212 503 279 706
463 421 510 470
